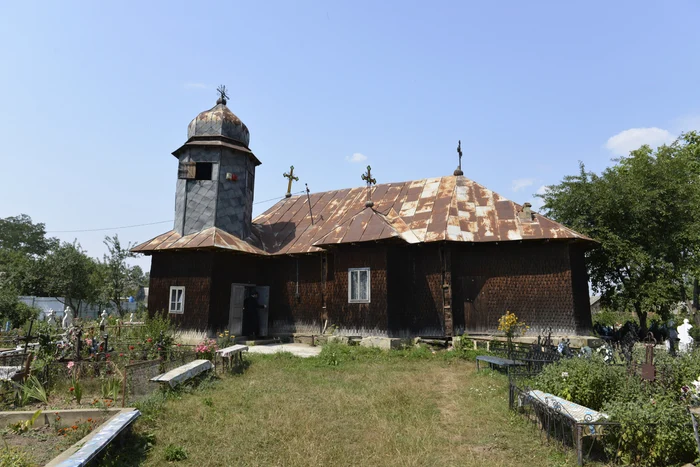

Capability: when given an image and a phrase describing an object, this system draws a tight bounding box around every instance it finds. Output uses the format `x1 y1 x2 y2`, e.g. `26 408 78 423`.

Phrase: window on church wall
169 286 185 314
178 161 215 180
348 268 370 303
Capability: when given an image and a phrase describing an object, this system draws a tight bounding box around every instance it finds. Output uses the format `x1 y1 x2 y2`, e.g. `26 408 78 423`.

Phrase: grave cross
283 166 299 198
454 140 464 176
641 332 656 381
361 165 377 208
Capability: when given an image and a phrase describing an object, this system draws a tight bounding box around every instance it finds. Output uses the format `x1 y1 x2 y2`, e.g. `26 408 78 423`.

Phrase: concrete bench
216 345 248 371
523 390 609 466
50 409 141 467
151 359 213 389
475 355 525 372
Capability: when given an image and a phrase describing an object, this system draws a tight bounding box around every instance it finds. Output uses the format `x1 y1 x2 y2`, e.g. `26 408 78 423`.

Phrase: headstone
62 306 74 329
678 319 694 353
99 310 108 332
46 309 56 327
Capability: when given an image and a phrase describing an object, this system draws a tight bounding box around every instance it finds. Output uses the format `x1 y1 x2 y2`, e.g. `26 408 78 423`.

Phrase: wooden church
133 89 595 338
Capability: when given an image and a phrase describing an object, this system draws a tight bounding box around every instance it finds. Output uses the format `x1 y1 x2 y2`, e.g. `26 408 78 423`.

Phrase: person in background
242 290 264 338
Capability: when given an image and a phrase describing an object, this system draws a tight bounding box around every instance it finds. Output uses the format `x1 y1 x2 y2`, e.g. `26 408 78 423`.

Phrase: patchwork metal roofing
132 175 593 256
131 226 266 255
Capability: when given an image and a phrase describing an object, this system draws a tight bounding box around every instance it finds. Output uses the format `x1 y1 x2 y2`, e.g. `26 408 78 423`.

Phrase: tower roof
187 101 250 148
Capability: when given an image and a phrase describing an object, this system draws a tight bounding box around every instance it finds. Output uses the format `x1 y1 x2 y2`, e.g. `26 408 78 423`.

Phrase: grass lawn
110 346 584 466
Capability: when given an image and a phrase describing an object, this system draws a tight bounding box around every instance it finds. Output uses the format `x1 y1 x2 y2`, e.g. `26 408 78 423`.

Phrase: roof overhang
172 136 261 166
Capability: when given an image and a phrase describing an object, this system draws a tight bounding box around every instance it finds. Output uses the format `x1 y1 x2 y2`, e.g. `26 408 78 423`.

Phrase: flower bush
497 311 528 338
194 339 218 361
497 311 528 355
217 330 235 348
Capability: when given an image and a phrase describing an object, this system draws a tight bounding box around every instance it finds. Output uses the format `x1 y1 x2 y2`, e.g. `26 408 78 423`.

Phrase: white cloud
184 82 207 89
346 153 367 163
512 178 535 192
530 186 549 211
605 127 675 156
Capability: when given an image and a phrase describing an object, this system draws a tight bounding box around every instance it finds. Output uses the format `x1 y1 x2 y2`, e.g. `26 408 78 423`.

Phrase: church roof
131 226 266 255
132 175 593 256
249 175 593 254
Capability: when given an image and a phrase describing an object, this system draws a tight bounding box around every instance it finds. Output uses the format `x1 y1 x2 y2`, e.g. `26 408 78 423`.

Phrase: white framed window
348 268 371 303
169 286 185 314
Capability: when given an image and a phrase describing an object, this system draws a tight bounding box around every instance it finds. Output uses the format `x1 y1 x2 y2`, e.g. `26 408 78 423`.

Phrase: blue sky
1 1 699 269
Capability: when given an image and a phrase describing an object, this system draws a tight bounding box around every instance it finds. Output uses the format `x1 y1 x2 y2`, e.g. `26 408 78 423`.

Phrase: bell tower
172 86 261 240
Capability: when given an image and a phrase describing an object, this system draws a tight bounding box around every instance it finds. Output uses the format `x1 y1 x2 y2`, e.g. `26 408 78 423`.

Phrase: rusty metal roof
131 226 267 255
250 175 593 254
133 175 593 256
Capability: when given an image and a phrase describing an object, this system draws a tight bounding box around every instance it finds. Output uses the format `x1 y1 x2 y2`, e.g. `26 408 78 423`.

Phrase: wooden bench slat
52 409 141 467
216 345 248 357
151 359 212 388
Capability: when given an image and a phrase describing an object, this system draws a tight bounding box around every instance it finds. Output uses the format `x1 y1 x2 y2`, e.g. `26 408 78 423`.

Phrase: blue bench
475 355 525 372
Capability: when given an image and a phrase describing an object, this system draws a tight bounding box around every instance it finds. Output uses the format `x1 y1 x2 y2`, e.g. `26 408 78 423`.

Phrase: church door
228 284 246 335
255 286 270 337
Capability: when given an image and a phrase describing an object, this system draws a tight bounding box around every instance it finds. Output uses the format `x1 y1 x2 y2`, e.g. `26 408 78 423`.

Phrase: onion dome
187 91 250 148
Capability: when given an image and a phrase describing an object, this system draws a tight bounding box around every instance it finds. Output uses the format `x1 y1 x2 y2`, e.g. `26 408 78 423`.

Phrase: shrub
603 394 696 467
194 339 218 361
533 356 627 411
164 444 188 462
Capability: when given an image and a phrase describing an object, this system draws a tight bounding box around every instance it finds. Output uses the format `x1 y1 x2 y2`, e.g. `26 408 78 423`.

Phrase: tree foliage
539 132 700 332
42 241 102 317
0 214 57 256
100 235 138 316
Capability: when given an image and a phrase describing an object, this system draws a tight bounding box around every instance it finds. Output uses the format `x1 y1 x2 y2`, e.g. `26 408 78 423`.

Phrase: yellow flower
218 333 223 338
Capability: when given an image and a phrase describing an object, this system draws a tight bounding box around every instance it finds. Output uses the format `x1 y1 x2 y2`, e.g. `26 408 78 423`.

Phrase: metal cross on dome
216 85 229 105
283 166 299 198
454 140 464 176
361 165 377 208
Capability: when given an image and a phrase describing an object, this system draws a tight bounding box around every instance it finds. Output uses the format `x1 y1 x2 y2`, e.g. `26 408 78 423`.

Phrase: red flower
119 353 124 357
129 346 134 350
147 338 153 343
106 354 110 359
69 387 75 392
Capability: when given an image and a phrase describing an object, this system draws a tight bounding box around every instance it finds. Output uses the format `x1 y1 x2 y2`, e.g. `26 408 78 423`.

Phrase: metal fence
123 348 199 406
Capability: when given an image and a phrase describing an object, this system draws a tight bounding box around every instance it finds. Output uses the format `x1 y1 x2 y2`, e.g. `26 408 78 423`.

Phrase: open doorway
228 284 269 338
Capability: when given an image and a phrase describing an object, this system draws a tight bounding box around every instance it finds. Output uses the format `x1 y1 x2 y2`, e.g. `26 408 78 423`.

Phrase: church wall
387 244 445 337
148 251 214 330
175 146 222 235
323 245 389 336
450 241 587 336
267 255 325 335
215 148 255 240
569 244 593 334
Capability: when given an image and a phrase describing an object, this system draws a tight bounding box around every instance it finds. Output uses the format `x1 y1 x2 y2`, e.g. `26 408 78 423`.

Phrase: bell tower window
178 161 215 181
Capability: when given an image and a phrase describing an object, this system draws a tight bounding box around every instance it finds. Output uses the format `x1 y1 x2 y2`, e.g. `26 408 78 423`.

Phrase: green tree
0 214 57 256
539 132 700 333
0 215 56 297
101 235 136 316
0 286 38 328
42 241 101 317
